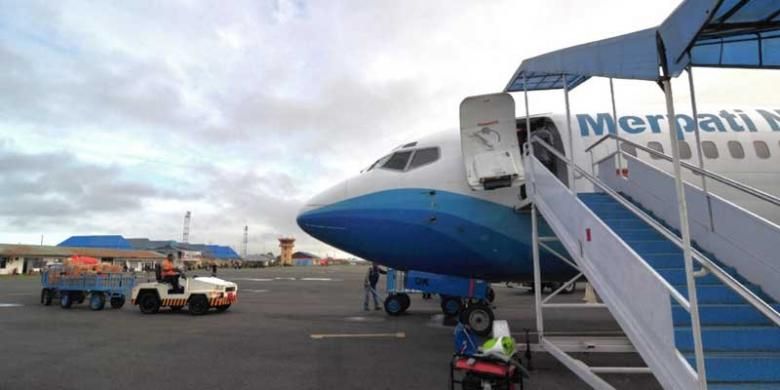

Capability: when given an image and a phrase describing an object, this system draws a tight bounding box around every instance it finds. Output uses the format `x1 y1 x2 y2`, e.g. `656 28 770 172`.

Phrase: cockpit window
366 147 440 173
401 142 418 149
408 147 439 169
382 151 413 171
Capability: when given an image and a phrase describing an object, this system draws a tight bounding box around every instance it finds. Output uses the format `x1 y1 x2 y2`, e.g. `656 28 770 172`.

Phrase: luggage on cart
40 268 136 311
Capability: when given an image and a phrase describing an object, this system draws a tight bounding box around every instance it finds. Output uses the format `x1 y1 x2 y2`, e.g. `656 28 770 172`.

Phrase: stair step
603 218 649 230
685 353 780 383
673 304 780 326
586 207 636 218
658 269 721 285
615 228 666 241
709 384 780 390
675 326 780 352
642 253 684 268
673 284 767 304
626 239 681 254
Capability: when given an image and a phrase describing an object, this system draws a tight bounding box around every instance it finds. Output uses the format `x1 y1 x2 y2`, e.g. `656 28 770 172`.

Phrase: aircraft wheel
561 282 576 294
41 289 53 306
215 304 231 313
89 293 106 311
440 296 462 317
138 293 160 314
110 296 125 309
189 295 209 315
486 287 495 303
384 294 405 316
60 292 73 309
461 303 494 337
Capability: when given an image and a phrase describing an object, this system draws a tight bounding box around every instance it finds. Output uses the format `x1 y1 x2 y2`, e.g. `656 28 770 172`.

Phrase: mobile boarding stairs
525 134 780 390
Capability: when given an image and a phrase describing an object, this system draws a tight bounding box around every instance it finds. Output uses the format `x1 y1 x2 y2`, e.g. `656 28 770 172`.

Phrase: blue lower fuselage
297 188 574 281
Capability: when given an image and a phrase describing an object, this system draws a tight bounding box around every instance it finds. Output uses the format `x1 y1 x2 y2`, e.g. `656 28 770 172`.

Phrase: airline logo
577 109 780 138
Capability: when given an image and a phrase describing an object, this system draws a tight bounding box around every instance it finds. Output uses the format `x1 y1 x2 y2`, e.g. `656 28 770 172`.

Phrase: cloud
2 0 776 256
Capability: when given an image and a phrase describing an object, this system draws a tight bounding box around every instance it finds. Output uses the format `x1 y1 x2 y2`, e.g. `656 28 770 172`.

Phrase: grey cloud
0 145 196 220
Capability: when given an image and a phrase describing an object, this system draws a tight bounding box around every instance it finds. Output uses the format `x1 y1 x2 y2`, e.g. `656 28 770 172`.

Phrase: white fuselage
297 108 780 281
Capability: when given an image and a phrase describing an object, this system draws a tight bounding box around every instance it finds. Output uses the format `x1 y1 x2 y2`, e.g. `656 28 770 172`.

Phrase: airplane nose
296 179 349 232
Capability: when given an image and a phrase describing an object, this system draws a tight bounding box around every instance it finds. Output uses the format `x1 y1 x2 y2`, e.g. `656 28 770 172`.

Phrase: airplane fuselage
297 107 780 282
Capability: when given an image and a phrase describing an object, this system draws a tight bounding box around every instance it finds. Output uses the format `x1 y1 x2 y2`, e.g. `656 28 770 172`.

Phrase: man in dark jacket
363 263 386 310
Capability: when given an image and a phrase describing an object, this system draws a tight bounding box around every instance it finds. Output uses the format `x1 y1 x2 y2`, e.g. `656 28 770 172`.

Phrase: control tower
278 237 295 266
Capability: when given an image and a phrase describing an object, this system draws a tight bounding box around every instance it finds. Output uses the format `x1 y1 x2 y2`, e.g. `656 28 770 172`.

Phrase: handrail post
531 202 544 341
524 75 536 192
563 74 575 192
687 66 715 232
663 77 707 389
609 78 622 174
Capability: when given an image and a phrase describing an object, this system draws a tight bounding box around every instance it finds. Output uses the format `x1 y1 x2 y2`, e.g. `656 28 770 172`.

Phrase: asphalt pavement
0 266 661 389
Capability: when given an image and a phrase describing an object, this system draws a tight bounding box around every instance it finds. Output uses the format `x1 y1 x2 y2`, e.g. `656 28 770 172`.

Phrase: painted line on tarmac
274 277 296 281
310 332 405 340
235 278 274 282
344 316 385 323
243 289 269 293
0 303 24 308
300 277 341 281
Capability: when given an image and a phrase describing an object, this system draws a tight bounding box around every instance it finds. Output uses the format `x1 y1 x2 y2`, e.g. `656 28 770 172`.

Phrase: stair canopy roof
505 0 780 92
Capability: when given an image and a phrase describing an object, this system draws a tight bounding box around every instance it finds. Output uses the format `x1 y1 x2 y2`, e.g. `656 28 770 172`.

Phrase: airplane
297 92 780 285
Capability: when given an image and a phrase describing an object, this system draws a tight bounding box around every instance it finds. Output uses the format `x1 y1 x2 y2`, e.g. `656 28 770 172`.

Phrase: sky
2 0 779 256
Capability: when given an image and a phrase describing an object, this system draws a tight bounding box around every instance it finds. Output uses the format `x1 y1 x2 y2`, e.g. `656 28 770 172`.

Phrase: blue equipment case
40 271 136 310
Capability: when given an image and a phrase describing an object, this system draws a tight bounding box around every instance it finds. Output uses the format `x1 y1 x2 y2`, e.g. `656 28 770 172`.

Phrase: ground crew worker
162 253 182 292
363 263 386 311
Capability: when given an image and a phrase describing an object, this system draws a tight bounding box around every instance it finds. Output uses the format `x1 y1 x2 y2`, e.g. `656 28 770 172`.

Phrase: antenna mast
182 211 191 243
242 225 248 258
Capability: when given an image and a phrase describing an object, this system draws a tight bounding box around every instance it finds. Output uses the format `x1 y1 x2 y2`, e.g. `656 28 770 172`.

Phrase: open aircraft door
460 93 523 191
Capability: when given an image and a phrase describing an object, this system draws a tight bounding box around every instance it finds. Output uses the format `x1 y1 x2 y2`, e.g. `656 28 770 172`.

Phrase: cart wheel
461 303 494 337
60 292 73 309
561 282 576 294
215 304 231 313
486 287 495 303
138 293 160 314
384 294 405 316
440 296 462 317
110 296 125 309
41 289 53 306
89 293 106 311
189 295 209 315
397 293 411 311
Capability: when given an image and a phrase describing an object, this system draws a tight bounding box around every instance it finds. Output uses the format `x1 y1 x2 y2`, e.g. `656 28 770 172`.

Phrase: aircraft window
754 141 770 159
647 142 664 160
620 143 636 157
382 151 413 171
678 141 692 160
728 141 745 159
408 147 440 169
367 154 392 171
702 141 719 159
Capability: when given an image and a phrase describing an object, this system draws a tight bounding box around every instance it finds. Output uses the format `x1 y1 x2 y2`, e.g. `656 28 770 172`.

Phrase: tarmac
0 266 661 389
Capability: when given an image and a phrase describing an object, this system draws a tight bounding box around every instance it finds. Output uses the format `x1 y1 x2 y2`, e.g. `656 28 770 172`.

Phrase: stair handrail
533 136 780 328
585 133 780 208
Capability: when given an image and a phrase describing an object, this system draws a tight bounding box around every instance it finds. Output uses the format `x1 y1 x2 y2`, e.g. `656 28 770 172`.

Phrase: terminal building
0 243 164 275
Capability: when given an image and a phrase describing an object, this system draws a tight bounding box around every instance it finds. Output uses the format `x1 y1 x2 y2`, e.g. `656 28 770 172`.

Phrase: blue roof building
206 245 240 260
58 235 132 249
